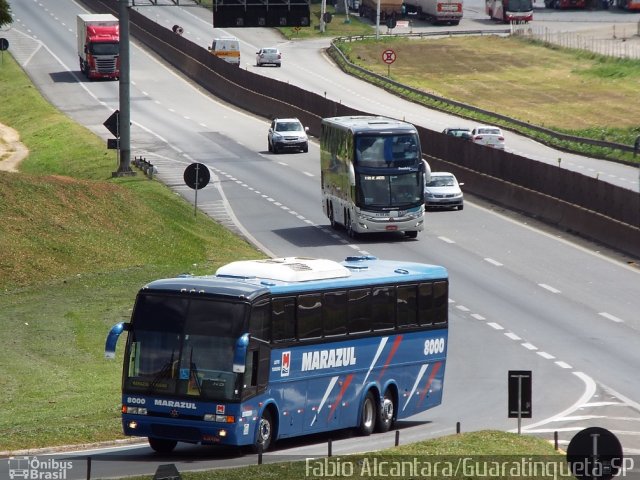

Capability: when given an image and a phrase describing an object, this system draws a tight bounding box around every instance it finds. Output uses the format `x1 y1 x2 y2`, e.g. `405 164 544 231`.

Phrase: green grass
122 431 569 480
333 35 640 163
0 53 264 452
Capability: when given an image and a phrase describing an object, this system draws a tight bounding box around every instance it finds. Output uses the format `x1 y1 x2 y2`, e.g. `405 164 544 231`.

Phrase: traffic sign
183 163 210 190
382 49 396 65
0 38 9 51
103 110 120 138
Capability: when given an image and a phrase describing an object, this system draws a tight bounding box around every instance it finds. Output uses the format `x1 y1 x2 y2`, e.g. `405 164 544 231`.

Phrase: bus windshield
124 294 247 402
507 0 533 10
355 134 420 167
358 172 423 208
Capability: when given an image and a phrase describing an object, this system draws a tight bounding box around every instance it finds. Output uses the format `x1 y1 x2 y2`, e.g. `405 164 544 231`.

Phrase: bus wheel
376 389 395 433
148 437 177 454
358 391 377 436
254 409 274 452
346 212 357 239
329 203 338 229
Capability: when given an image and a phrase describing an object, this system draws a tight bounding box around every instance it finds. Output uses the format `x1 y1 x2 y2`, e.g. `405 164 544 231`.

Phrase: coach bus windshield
358 172 423 208
123 294 247 402
355 134 420 167
507 0 532 10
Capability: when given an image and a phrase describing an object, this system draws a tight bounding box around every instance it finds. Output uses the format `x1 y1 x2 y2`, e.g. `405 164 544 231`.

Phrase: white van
208 37 240 67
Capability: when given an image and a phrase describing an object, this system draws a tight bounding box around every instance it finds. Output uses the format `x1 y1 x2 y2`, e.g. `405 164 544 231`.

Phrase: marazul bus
486 0 533 22
320 116 430 239
105 256 449 453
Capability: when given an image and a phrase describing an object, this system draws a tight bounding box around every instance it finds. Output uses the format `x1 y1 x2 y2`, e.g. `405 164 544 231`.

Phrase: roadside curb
0 438 146 458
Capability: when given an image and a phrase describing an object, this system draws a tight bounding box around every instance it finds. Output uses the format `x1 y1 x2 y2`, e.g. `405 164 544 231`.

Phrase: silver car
256 47 282 67
424 172 464 210
268 118 309 153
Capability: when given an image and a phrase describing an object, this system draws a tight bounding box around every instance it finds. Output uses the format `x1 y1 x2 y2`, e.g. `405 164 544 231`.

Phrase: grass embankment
124 431 568 480
335 35 640 164
0 53 263 452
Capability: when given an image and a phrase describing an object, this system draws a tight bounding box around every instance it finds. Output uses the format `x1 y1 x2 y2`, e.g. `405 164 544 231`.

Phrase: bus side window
297 293 322 340
397 285 418 328
323 291 347 336
418 282 434 326
272 297 296 342
250 300 271 342
348 288 372 334
432 281 448 326
372 287 395 331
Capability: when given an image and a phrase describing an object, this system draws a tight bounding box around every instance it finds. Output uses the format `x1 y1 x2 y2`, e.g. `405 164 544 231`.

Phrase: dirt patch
0 123 29 172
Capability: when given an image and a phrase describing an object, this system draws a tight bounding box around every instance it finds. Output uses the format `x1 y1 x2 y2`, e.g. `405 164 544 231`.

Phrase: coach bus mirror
423 159 431 184
233 333 250 373
105 322 129 359
348 162 356 186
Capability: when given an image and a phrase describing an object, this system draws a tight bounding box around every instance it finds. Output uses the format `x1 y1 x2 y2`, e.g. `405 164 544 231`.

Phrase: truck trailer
358 0 403 22
404 0 463 24
77 14 120 80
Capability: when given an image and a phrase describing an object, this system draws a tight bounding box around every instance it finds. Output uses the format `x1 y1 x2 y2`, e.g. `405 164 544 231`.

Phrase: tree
0 0 13 29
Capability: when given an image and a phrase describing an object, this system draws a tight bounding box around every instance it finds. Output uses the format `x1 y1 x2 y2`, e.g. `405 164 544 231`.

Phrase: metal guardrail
329 32 639 157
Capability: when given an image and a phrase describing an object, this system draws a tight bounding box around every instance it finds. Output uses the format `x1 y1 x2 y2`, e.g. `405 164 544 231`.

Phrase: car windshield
427 175 456 187
276 122 302 132
478 128 501 135
448 129 469 137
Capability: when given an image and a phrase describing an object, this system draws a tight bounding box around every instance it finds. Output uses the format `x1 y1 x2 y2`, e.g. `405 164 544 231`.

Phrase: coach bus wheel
254 409 274 452
346 212 357 239
359 391 377 436
376 390 395 433
148 437 177 454
328 203 338 230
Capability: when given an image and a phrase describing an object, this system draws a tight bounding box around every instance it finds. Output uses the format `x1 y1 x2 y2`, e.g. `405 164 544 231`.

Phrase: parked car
442 127 472 140
470 125 505 150
424 172 464 210
268 118 309 153
256 48 282 67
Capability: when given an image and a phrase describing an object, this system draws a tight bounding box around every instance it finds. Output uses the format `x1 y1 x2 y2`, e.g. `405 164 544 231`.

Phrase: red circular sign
382 49 396 64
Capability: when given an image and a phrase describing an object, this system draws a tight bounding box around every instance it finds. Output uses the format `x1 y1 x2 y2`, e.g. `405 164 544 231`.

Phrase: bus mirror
233 333 250 373
348 162 356 186
105 322 129 359
423 160 431 184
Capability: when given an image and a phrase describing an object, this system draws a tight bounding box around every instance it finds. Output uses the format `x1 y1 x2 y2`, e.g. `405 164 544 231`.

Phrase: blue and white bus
105 256 448 453
321 116 430 239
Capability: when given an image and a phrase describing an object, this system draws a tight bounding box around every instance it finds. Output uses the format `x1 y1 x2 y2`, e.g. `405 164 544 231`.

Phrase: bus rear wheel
148 437 177 454
253 408 274 452
376 389 395 433
358 391 377 436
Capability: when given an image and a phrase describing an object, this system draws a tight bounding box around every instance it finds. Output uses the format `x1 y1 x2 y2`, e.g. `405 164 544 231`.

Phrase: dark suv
268 118 309 153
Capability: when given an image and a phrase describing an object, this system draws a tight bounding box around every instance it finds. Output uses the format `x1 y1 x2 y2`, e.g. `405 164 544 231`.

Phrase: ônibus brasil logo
7 456 73 480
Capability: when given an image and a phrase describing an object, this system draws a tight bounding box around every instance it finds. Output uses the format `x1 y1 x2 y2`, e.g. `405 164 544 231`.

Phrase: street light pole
114 0 134 177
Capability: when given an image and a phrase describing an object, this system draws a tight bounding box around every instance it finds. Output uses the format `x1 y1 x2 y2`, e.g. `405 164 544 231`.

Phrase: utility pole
113 0 134 177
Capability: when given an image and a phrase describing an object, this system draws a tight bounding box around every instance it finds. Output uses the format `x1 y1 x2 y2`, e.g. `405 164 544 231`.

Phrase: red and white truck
404 0 463 25
77 14 120 80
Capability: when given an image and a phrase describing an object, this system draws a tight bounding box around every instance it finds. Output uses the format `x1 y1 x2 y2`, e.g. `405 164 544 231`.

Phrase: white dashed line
538 283 561 294
487 322 504 330
303 172 314 177
471 313 485 321
537 351 555 360
438 236 455 244
599 312 624 323
455 305 470 312
555 361 572 369
521 342 538 350
504 332 521 341
484 258 503 266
